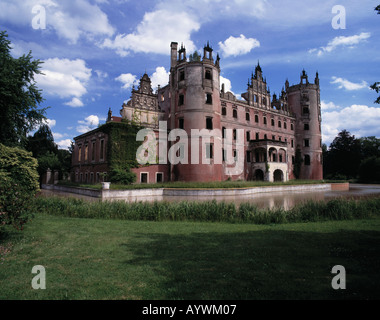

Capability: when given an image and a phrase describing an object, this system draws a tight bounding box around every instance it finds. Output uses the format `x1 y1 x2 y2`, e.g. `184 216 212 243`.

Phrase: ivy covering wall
101 121 143 184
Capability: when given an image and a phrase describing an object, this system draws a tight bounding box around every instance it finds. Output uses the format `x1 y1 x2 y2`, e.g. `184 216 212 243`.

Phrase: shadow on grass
123 229 380 300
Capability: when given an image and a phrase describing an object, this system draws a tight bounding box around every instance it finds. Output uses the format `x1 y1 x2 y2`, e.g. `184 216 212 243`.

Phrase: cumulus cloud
0 0 114 44
150 67 170 90
102 9 200 56
220 76 232 93
322 104 380 145
331 77 369 91
115 73 138 90
219 34 260 57
310 32 371 56
35 58 92 107
42 118 56 128
77 115 100 133
56 139 73 150
321 101 340 111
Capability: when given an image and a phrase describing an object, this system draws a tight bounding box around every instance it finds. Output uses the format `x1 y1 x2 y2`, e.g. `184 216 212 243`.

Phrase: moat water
40 184 380 210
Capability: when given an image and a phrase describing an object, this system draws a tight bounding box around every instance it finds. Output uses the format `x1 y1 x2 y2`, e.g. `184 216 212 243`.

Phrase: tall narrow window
100 140 104 160
246 112 250 121
206 117 213 130
233 109 238 118
179 94 184 106
179 69 185 81
84 145 88 161
263 117 267 125
78 146 82 162
246 151 251 163
222 127 226 139
206 143 213 159
205 69 212 80
233 129 237 140
304 139 310 147
256 132 259 140
179 118 184 129
255 115 259 123
222 107 227 116
278 121 282 128
304 155 311 166
246 131 251 142
92 142 95 161
271 119 275 126
206 93 212 104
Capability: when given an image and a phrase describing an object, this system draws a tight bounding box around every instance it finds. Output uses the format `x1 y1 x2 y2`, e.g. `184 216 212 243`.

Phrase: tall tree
26 124 57 158
326 130 362 179
0 31 46 147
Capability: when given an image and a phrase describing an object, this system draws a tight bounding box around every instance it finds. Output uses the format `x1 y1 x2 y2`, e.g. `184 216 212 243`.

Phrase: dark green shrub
0 144 39 230
108 165 136 185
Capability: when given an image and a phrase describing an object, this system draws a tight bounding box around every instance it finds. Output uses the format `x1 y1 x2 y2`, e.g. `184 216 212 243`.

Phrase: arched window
255 115 259 123
246 112 250 121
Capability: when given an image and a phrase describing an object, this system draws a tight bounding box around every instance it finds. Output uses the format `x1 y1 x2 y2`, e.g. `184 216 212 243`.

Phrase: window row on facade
77 139 105 163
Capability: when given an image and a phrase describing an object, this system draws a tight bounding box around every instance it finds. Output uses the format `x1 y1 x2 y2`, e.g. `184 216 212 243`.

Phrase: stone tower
169 42 223 182
287 70 323 180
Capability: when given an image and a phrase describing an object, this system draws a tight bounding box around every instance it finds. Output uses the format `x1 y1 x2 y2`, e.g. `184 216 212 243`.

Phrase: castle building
71 42 323 184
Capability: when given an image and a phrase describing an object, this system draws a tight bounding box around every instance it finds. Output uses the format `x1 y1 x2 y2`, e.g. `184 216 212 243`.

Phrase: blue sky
1 0 379 149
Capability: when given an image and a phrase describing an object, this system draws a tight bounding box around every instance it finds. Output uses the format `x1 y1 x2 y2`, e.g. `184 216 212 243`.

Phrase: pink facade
71 41 323 184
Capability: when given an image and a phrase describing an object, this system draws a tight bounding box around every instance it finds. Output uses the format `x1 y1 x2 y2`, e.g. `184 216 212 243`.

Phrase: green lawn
1 213 380 300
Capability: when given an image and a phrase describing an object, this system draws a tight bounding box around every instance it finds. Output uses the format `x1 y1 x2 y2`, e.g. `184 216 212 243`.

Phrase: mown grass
1 213 380 300
57 179 340 190
32 196 380 224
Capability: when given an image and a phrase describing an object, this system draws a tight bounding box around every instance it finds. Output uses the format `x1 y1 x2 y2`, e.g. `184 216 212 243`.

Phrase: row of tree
1 30 71 230
323 130 380 182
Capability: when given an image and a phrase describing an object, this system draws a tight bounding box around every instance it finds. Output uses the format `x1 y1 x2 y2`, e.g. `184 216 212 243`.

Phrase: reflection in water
40 184 380 210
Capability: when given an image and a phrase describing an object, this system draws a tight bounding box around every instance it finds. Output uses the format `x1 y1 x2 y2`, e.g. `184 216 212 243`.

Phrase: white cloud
310 32 371 56
77 115 100 133
102 9 200 56
43 118 56 128
35 58 91 107
322 104 380 145
95 70 108 79
331 77 369 91
220 76 232 93
56 139 73 150
0 0 114 44
321 101 340 111
65 98 85 107
219 34 260 57
150 67 170 90
115 73 138 90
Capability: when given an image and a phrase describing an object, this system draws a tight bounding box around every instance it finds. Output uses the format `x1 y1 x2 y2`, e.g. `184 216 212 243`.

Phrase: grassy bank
57 179 341 190
33 196 380 224
1 213 380 300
